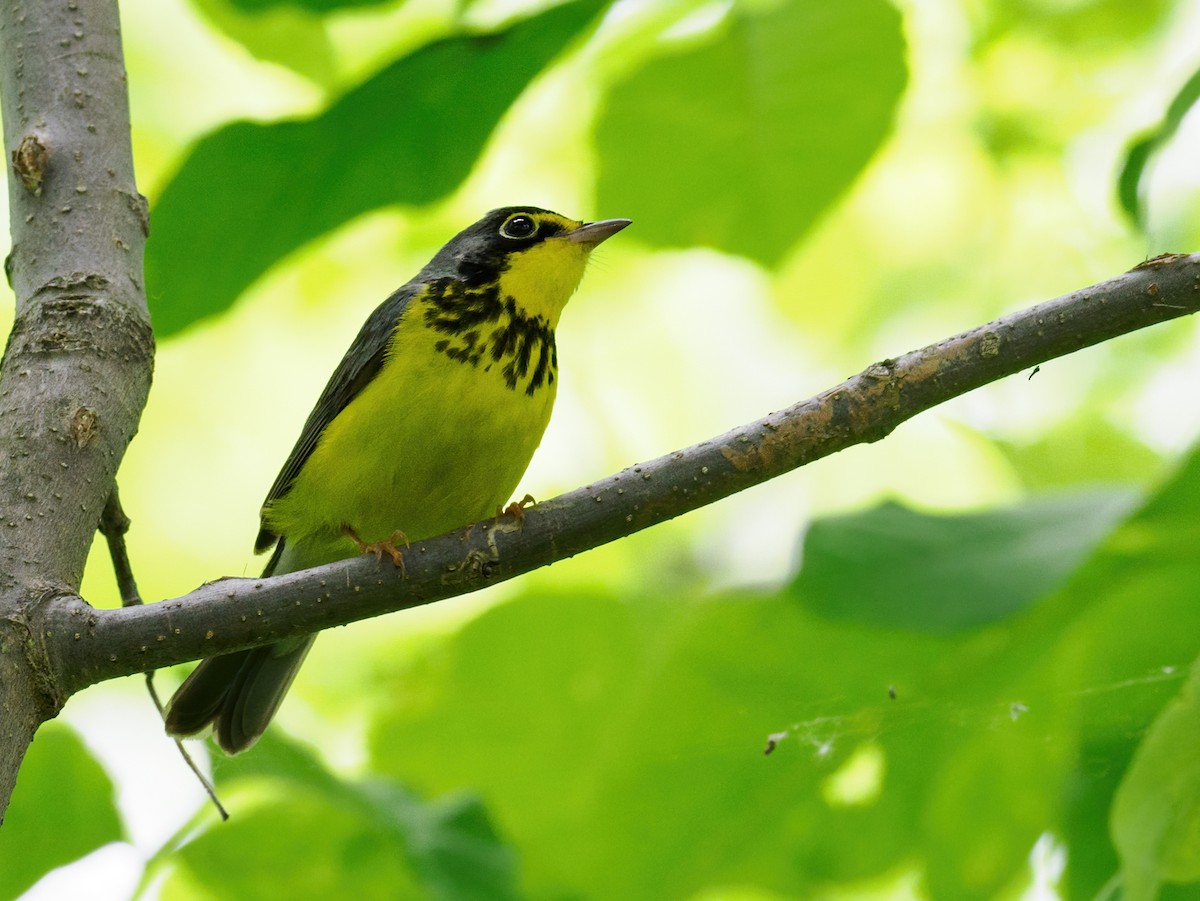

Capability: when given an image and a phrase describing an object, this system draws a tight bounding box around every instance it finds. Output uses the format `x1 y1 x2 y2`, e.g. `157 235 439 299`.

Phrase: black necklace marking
424 278 557 396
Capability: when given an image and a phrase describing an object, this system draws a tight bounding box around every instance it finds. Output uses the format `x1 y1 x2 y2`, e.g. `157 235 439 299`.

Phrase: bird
164 207 630 753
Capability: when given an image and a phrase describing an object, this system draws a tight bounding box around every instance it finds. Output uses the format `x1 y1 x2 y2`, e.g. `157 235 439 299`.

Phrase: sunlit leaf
163 792 425 899
148 0 606 337
363 442 1200 899
358 780 519 901
993 418 1163 490
166 732 518 901
223 0 394 12
0 725 123 900
791 490 1139 632
1111 655 1200 901
595 0 906 265
188 0 338 85
984 0 1175 49
1117 66 1200 226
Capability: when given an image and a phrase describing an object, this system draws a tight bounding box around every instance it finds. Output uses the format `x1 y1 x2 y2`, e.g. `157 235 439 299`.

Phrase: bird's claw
495 493 536 527
343 526 409 572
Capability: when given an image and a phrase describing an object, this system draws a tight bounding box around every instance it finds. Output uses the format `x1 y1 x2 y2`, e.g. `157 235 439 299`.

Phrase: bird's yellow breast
263 290 557 566
495 231 590 328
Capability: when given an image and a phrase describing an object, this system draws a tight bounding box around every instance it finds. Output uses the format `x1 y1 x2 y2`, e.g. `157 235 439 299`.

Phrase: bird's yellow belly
264 321 556 567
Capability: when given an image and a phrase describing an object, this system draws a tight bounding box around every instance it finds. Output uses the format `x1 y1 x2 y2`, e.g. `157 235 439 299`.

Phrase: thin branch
46 252 1200 691
144 675 229 820
99 487 228 820
100 487 141 607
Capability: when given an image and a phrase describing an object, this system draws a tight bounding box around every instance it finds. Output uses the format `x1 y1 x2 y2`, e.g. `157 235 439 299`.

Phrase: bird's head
427 206 630 326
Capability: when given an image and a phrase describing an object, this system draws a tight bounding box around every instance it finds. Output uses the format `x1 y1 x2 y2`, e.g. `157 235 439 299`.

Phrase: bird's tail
163 636 314 754
164 538 312 754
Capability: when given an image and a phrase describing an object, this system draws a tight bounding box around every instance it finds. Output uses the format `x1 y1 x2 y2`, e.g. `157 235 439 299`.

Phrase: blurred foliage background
2 0 1200 897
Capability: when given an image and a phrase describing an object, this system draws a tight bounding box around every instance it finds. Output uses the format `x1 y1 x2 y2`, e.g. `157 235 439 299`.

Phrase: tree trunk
0 0 152 821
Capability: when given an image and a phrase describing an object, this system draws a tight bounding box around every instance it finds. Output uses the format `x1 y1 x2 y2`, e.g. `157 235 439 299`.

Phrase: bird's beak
568 218 632 247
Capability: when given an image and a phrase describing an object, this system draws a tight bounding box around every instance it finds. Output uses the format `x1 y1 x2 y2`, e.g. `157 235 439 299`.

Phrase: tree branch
100 486 141 607
46 252 1200 691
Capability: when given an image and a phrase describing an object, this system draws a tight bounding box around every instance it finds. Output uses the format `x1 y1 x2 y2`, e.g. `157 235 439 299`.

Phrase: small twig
142 668 229 822
100 487 140 607
100 486 228 821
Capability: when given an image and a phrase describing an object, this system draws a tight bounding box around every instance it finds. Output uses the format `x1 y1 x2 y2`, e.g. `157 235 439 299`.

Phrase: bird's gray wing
254 284 420 554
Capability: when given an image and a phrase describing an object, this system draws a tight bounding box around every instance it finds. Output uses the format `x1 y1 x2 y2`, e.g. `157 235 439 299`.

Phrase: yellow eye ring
500 214 537 240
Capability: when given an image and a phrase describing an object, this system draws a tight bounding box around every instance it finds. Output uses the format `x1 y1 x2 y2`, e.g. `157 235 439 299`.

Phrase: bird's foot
343 525 409 572
495 493 536 527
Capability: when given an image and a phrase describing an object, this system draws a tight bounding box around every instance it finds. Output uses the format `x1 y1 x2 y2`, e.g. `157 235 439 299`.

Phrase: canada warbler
165 207 630 753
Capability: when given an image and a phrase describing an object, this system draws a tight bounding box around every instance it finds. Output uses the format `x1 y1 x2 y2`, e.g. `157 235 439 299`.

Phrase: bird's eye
500 215 537 239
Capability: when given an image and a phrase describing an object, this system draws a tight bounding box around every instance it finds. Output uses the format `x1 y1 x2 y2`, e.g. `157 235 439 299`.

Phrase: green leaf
170 732 518 901
358 780 519 901
1117 66 1200 225
993 417 1164 491
595 0 906 266
360 445 1200 899
1112 655 1200 901
0 724 123 900
1060 734 1131 901
983 0 1176 49
223 0 394 11
791 489 1139 632
210 724 349 793
164 792 425 900
367 586 1061 899
188 0 338 86
147 0 606 337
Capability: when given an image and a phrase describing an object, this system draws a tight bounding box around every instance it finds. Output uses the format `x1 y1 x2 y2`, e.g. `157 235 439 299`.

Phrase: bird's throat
421 280 558 397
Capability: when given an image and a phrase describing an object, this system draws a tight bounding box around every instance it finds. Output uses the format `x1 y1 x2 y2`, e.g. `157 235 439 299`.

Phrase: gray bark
40 253 1200 689
0 0 152 821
